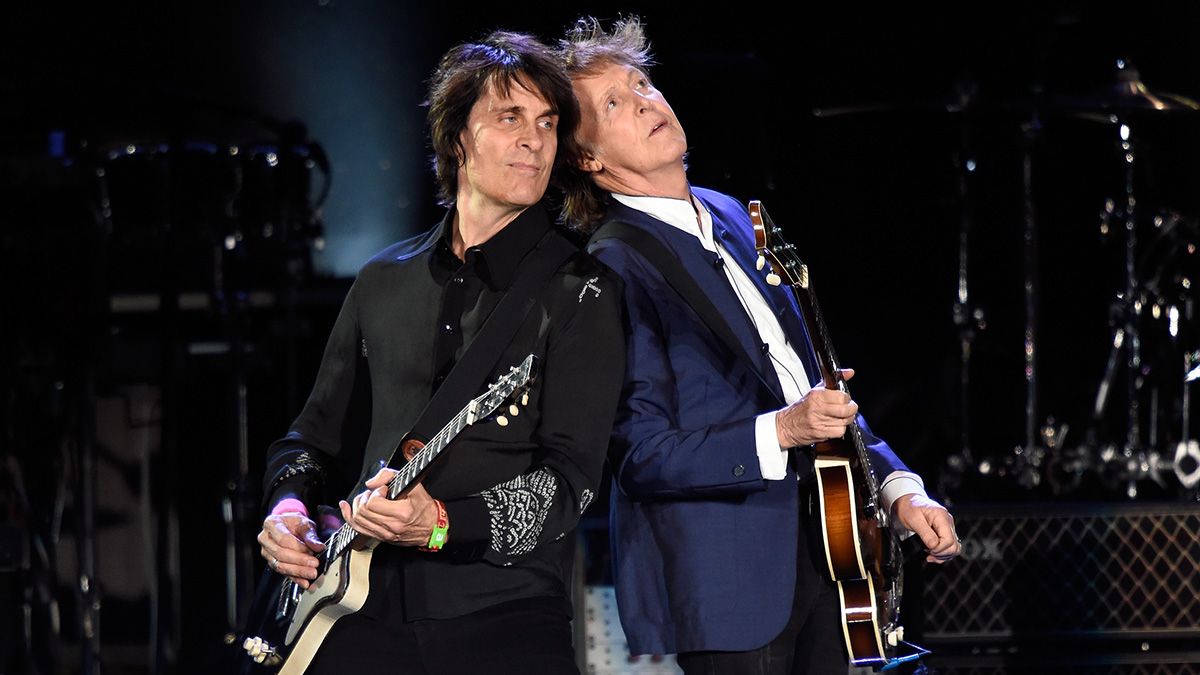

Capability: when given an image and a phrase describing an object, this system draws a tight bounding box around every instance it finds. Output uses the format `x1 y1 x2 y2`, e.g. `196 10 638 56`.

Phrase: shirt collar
435 204 553 290
611 191 717 253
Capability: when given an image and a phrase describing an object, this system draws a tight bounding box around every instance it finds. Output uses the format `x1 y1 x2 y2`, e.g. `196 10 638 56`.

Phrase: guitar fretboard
316 400 478 573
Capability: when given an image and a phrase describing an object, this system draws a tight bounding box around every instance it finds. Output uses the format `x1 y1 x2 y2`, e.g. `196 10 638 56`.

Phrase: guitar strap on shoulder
391 228 577 466
588 222 775 400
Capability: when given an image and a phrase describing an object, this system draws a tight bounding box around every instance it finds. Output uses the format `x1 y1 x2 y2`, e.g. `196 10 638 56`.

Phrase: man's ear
454 136 467 168
575 150 603 174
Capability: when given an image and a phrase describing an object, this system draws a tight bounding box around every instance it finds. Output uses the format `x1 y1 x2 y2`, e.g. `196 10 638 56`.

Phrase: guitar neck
320 398 479 568
751 199 883 507
791 279 846 393
791 277 883 500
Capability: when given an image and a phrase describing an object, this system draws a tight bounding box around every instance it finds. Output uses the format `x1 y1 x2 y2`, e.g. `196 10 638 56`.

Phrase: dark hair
426 30 581 209
557 17 654 231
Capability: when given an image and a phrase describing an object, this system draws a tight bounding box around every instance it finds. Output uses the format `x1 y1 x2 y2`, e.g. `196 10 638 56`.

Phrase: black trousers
676 485 848 675
305 595 578 675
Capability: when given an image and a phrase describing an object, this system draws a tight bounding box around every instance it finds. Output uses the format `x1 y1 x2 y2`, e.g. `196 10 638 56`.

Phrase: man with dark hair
254 30 624 674
560 17 960 674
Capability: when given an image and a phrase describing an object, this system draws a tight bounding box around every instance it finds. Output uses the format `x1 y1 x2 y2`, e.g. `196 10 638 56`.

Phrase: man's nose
635 91 658 115
518 125 544 151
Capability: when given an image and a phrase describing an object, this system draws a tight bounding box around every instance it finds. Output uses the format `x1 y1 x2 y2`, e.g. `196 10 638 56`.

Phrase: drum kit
94 132 329 294
2 112 332 674
817 58 1200 501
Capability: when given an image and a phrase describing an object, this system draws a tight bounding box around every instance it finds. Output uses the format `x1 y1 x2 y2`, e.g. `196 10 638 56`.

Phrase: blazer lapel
607 202 787 405
698 195 824 388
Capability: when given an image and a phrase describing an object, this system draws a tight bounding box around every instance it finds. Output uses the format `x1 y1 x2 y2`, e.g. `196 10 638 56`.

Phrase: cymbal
812 61 1200 121
1045 60 1200 116
811 79 979 118
813 81 980 118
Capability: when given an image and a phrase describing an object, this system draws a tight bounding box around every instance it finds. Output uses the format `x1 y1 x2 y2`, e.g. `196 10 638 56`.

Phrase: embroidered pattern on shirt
481 469 557 558
579 488 595 514
276 451 325 489
577 276 602 303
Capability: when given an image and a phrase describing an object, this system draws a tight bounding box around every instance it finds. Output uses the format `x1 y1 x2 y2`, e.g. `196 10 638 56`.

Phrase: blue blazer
589 187 908 655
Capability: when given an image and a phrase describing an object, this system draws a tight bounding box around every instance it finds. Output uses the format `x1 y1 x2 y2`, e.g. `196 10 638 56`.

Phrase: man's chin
507 186 551 207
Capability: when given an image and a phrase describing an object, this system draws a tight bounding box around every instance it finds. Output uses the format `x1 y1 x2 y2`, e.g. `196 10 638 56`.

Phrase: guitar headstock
749 200 809 289
473 354 538 424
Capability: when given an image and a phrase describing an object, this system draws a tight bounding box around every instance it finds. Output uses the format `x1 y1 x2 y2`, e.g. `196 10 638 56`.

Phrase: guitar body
234 538 378 673
277 543 377 674
812 452 896 666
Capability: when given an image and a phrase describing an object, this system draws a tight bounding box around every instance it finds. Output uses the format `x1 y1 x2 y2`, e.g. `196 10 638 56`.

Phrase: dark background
4 2 1200 673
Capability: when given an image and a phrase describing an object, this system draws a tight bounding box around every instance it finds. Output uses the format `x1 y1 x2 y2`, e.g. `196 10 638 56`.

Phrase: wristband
419 499 449 552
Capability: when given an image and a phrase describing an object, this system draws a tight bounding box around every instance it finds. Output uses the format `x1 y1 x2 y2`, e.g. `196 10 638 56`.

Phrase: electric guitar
749 201 924 669
233 355 537 673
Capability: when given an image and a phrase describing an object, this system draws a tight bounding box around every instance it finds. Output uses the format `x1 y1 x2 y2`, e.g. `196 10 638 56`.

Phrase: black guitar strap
589 222 781 403
391 228 576 464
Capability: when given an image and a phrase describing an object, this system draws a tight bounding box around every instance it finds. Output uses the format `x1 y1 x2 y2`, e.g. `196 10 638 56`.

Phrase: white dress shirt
612 192 927 513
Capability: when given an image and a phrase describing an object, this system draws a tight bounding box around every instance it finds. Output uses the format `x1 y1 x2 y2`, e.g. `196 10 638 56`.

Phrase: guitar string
325 391 483 562
317 370 528 572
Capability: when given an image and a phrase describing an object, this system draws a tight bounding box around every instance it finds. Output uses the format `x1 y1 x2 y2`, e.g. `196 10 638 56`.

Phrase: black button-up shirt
264 204 624 620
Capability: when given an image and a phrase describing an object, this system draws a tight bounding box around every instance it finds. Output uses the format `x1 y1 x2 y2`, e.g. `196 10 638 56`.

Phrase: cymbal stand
1089 108 1148 497
952 123 984 468
1012 110 1047 488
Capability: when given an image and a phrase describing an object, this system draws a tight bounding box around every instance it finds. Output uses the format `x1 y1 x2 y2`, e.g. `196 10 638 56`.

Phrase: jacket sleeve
440 268 626 565
591 239 769 501
262 278 367 516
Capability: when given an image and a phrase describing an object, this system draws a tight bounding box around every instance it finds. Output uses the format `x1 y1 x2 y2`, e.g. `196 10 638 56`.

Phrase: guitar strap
588 221 778 400
387 227 577 467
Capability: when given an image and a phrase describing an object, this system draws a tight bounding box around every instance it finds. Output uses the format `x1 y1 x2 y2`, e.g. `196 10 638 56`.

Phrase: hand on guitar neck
338 468 441 548
258 501 326 590
774 368 859 448
892 493 960 564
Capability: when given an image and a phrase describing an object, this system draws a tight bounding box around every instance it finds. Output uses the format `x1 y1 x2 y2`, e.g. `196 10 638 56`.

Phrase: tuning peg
755 255 766 271
521 391 529 406
496 415 509 427
254 653 267 664
766 273 781 286
509 404 520 416
242 637 254 652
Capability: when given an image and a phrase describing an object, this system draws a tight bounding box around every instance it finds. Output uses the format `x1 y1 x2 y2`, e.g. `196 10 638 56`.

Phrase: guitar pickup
275 580 303 621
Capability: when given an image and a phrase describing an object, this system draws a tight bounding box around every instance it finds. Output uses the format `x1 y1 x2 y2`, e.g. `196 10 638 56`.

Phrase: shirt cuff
441 496 490 559
269 496 308 518
879 470 927 517
754 411 789 480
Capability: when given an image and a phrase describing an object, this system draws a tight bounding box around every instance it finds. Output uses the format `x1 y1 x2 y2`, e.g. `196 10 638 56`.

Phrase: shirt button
760 343 770 355
443 324 454 333
452 276 464 284
733 464 745 477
